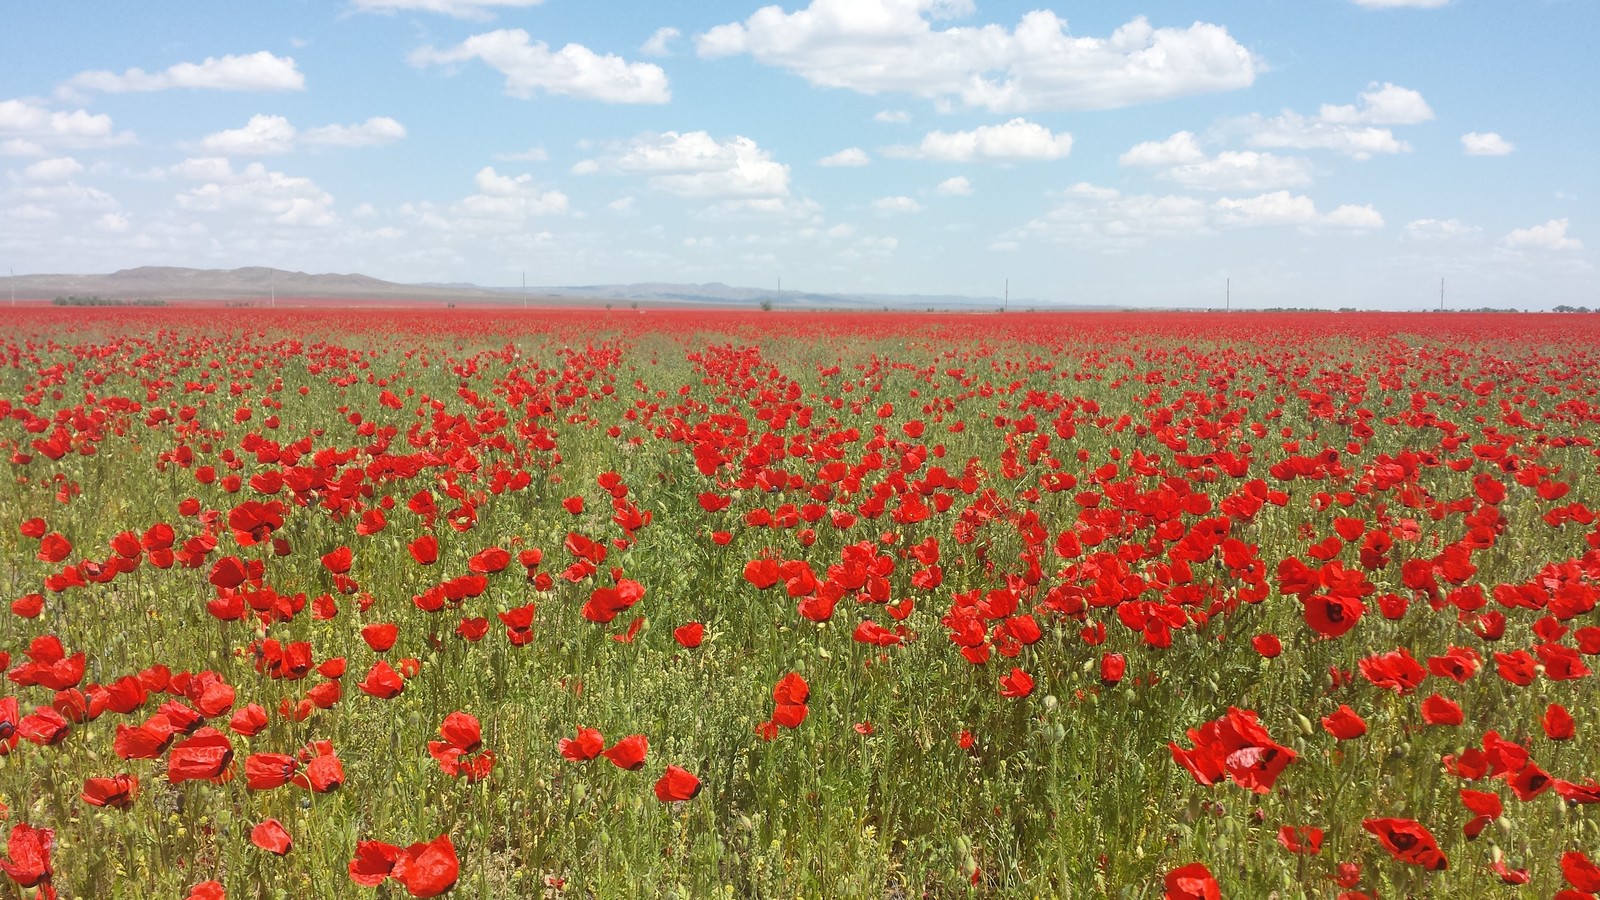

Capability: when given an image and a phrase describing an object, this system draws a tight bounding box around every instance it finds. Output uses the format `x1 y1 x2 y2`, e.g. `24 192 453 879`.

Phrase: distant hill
3 267 1089 310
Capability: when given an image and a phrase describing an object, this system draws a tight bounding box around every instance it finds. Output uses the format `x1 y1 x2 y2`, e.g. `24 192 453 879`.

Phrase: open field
2 308 1599 899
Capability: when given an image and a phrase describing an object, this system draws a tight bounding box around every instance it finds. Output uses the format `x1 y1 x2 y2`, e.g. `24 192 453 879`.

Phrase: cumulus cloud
304 117 406 147
1161 151 1315 192
1503 219 1582 252
173 158 337 227
457 166 568 218
0 99 136 149
198 114 405 154
351 0 545 17
885 118 1071 162
641 27 681 56
65 52 304 93
200 114 298 155
1461 131 1514 156
1238 83 1431 159
697 4 1258 113
1120 131 1205 167
872 195 922 214
1015 183 1383 242
577 131 790 198
410 29 670 104
874 110 912 124
20 156 84 182
818 147 870 167
935 176 972 196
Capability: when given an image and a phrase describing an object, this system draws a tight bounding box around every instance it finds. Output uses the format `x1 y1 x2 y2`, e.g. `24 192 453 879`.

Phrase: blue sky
2 0 1594 308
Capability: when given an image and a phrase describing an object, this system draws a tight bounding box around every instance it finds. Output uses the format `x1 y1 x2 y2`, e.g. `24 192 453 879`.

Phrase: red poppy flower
559 726 604 761
408 535 438 565
167 728 234 784
0 824 53 891
349 840 403 887
999 667 1034 699
358 660 405 699
1163 862 1220 900
602 734 648 770
1276 825 1323 855
1101 652 1126 685
772 672 809 706
187 881 226 900
673 622 704 648
361 622 399 653
81 773 138 810
654 765 702 802
391 834 459 898
1362 817 1447 870
251 819 293 856
1419 694 1463 726
1252 634 1282 658
1564 851 1600 892
1544 703 1576 741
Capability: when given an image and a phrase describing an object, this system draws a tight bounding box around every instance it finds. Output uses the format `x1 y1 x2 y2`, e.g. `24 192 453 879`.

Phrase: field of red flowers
2 307 1599 898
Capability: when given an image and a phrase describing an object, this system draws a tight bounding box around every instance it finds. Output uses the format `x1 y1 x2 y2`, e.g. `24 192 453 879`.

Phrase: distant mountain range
4 266 1091 310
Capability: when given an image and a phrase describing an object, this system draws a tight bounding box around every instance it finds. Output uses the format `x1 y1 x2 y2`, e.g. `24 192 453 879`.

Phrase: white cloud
579 131 790 198
1461 132 1514 156
1318 83 1433 125
874 110 912 124
1162 152 1315 192
885 118 1071 162
1 139 46 157
94 212 131 233
1212 191 1383 230
1323 204 1385 230
21 157 84 182
494 146 549 162
697 5 1258 113
819 147 870 167
1503 219 1582 252
303 117 406 147
1212 191 1320 227
1019 183 1210 240
201 114 298 155
1239 83 1431 159
173 159 337 227
410 29 670 104
458 166 568 218
0 99 136 149
607 195 635 214
351 0 545 17
1120 131 1205 167
197 115 406 155
65 52 304 93
872 195 922 214
1351 0 1450 7
641 27 681 56
935 175 972 196
1403 218 1481 242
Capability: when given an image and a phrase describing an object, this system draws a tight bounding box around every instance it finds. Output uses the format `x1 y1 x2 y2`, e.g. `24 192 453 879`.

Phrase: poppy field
3 306 1600 899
